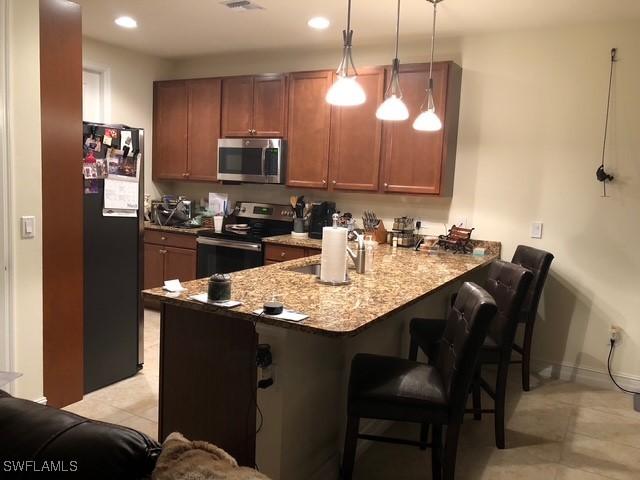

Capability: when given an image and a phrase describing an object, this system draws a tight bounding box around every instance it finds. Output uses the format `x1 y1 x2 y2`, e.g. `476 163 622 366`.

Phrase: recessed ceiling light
114 16 138 29
308 17 330 30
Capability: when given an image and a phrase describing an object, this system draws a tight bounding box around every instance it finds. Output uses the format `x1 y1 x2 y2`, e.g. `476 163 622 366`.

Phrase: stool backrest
511 245 554 322
435 282 497 420
484 260 533 353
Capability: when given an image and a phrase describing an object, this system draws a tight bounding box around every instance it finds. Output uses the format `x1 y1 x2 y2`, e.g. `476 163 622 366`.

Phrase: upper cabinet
221 75 287 138
286 71 333 189
380 62 462 195
152 62 462 194
153 78 221 182
329 68 385 192
153 80 188 181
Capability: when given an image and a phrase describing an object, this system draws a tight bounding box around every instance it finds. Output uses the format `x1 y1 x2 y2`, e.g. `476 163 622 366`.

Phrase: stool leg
472 369 482 421
495 360 509 449
443 424 461 480
431 424 443 480
420 422 430 450
522 322 534 391
341 416 360 480
409 336 419 361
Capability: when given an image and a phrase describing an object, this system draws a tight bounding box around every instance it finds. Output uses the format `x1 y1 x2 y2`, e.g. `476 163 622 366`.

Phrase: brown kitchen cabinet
329 68 385 191
380 62 462 195
144 229 198 289
153 78 221 181
263 243 321 263
221 75 287 138
286 71 333 189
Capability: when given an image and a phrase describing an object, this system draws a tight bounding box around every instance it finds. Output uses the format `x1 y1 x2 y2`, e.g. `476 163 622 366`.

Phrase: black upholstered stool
410 260 533 449
510 246 554 391
342 282 497 480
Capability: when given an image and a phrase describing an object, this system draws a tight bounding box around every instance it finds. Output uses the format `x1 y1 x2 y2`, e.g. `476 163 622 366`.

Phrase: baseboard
306 419 393 480
34 396 47 405
532 359 640 392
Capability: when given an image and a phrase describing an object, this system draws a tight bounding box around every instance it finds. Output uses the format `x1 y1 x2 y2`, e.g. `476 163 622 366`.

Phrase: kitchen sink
288 263 321 276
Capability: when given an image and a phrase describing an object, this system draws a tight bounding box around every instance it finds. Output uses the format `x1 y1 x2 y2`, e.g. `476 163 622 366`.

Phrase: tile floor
64 310 640 480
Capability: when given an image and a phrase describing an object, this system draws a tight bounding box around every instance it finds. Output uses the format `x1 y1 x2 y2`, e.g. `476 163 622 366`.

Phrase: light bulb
114 16 138 29
376 95 409 121
326 76 366 106
413 109 442 131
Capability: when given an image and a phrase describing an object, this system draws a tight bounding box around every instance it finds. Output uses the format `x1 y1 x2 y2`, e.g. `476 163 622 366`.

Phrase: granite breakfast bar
143 242 500 480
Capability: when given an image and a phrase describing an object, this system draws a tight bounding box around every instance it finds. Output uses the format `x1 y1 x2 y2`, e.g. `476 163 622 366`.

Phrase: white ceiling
75 0 640 59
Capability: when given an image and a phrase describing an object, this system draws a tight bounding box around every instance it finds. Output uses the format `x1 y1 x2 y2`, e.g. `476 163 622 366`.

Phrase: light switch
530 222 543 239
21 216 35 239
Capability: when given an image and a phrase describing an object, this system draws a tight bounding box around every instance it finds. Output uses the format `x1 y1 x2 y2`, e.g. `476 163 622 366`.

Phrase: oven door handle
197 237 263 252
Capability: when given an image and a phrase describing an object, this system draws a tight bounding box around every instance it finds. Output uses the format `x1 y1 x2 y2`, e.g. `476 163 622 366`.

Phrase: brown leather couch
0 389 161 479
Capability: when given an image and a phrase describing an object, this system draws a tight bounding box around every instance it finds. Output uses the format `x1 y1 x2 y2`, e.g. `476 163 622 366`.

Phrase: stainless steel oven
196 237 263 277
217 138 285 184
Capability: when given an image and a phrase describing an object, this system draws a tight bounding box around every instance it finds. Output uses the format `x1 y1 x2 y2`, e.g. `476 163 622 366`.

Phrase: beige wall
82 38 173 199
6 0 44 401
161 21 640 383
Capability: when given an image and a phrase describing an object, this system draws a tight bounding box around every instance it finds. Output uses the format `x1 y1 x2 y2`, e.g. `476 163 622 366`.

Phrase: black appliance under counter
196 201 294 278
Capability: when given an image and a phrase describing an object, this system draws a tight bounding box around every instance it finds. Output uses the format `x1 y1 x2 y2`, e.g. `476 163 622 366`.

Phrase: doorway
0 0 13 382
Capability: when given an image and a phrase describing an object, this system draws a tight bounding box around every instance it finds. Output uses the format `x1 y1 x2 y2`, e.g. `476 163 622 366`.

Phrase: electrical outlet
530 222 543 239
609 325 621 344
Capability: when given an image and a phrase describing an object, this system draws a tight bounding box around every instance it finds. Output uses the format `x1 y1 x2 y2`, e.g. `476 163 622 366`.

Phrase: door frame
82 62 111 124
0 0 16 388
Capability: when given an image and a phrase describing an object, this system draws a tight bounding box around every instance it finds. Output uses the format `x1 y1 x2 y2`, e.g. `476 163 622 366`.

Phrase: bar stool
510 246 554 391
410 260 533 449
341 282 497 480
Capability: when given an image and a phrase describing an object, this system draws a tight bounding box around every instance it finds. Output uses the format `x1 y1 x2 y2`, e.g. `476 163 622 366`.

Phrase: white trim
82 62 111 123
532 359 640 393
0 0 15 393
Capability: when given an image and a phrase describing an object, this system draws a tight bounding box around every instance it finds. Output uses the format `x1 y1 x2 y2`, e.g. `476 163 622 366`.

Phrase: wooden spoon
290 196 297 208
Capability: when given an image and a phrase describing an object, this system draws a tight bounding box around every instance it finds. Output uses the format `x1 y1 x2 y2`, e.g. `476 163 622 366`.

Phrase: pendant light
376 0 409 121
413 0 443 132
326 0 366 106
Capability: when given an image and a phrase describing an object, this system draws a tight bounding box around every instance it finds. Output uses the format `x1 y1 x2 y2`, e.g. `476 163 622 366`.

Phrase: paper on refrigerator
104 177 139 214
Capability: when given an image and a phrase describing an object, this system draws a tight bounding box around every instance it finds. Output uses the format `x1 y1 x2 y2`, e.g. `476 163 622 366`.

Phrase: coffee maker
309 201 337 239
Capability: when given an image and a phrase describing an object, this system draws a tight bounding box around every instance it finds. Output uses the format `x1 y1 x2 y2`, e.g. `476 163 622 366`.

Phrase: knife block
366 222 387 245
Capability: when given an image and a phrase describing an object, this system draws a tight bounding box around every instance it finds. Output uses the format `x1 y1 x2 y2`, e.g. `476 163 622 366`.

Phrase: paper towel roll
320 226 347 283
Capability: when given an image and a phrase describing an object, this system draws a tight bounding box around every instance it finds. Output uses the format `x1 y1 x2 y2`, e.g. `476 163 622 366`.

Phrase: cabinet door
252 75 287 137
153 81 188 180
329 68 384 191
221 76 254 137
380 63 449 195
187 78 221 181
286 71 333 189
164 246 197 283
144 243 166 289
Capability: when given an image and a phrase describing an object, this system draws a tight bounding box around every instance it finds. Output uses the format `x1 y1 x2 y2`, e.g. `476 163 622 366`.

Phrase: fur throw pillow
152 432 271 480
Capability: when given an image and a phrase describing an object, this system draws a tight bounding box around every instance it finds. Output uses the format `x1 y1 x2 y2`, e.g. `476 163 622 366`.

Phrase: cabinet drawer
305 248 321 257
144 229 197 250
264 244 306 262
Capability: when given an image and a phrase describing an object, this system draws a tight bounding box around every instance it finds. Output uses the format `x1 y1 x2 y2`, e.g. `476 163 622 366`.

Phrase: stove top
198 201 294 243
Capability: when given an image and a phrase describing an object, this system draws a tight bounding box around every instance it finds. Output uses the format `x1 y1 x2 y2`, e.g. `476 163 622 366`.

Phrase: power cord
607 339 640 395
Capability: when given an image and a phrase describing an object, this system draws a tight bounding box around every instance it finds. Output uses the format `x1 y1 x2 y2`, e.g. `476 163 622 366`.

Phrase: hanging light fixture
413 0 443 132
376 0 409 121
326 0 366 106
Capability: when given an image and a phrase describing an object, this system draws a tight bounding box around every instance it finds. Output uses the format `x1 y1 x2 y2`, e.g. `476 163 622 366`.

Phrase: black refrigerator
83 122 144 393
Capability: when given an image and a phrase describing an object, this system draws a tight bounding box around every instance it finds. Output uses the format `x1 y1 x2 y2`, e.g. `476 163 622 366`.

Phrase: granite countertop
143 242 500 337
144 221 209 236
262 235 323 249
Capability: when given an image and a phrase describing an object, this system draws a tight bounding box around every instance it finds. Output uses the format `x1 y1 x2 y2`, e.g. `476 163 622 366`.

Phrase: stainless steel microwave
217 138 285 184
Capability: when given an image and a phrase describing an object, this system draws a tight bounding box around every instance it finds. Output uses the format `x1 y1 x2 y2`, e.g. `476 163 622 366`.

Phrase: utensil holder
366 222 387 244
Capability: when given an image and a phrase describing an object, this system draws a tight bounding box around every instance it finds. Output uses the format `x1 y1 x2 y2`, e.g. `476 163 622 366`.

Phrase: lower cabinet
264 244 321 264
144 230 197 289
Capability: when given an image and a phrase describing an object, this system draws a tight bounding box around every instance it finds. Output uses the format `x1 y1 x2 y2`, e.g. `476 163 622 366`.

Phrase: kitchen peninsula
143 241 500 480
